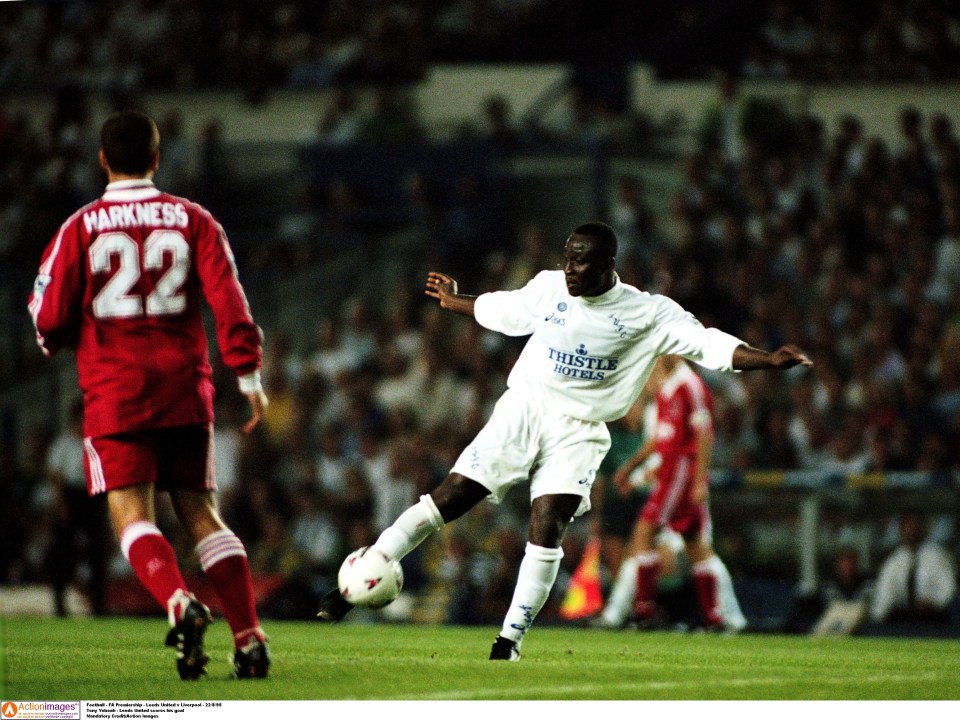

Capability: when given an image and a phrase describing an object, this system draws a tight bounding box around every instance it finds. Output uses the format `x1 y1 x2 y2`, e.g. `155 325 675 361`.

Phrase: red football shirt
653 361 715 464
29 179 262 438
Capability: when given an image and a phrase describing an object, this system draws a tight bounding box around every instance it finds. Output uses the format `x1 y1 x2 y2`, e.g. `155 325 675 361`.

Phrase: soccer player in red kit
28 110 270 679
601 354 745 631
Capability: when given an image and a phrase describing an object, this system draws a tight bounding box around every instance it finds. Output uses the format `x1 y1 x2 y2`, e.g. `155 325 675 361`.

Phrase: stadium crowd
2 81 959 629
3 0 960 95
1 1 958 632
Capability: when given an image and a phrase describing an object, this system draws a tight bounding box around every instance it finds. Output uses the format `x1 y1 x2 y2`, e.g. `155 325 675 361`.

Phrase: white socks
600 554 641 627
373 494 445 560
499 543 564 646
699 554 748 631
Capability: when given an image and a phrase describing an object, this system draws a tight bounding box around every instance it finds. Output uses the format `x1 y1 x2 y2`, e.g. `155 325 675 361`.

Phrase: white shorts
450 388 611 517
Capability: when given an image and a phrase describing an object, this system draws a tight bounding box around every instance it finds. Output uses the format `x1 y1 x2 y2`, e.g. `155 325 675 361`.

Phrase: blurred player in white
598 355 747 632
28 110 270 680
317 222 810 660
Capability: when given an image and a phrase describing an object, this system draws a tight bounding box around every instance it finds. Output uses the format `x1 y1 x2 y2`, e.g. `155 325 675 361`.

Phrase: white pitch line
386 671 950 701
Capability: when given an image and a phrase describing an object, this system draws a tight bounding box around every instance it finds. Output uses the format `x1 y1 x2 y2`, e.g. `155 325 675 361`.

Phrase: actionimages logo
1 701 80 720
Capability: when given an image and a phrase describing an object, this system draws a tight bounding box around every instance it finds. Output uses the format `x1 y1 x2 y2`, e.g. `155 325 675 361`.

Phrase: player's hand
242 389 269 434
425 272 458 307
690 480 709 506
768 344 813 369
613 467 633 496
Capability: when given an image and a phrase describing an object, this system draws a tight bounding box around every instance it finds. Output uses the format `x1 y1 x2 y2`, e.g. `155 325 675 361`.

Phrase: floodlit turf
2 617 960 701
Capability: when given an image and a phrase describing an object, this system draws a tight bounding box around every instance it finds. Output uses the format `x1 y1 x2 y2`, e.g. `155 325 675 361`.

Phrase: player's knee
431 473 489 522
529 494 579 547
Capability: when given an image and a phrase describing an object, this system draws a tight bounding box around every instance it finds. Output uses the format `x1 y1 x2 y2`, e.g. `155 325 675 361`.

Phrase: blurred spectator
698 70 750 167
357 86 422 143
751 406 801 470
608 176 656 265
40 400 110 616
309 89 364 145
5 1 960 93
474 94 521 150
151 109 192 195
786 545 873 634
870 512 957 624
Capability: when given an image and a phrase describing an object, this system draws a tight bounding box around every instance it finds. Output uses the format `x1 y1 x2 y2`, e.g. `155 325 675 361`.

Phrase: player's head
99 110 160 178
563 222 617 297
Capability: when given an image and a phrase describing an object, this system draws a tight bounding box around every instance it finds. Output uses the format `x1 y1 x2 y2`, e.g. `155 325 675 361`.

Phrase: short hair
573 221 617 259
100 110 159 175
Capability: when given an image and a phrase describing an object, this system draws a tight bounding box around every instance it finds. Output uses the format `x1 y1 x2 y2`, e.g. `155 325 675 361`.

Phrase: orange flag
560 536 603 620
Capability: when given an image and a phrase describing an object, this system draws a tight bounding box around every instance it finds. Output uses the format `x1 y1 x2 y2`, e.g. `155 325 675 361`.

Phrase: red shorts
639 455 711 540
83 424 216 496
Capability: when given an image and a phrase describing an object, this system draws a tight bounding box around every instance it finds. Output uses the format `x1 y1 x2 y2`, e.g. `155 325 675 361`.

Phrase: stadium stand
1 0 957 638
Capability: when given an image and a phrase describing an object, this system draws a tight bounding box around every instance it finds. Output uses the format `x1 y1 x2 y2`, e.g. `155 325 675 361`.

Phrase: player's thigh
169 488 226 543
450 390 540 504
84 432 158 496
531 417 611 517
106 483 156 535
640 457 692 527
155 423 216 493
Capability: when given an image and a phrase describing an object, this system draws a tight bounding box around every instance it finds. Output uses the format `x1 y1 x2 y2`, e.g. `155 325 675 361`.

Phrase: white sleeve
923 547 957 609
473 271 552 337
649 296 744 372
869 554 902 622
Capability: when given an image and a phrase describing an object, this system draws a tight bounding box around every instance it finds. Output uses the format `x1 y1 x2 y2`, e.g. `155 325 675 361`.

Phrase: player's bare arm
690 426 713 506
242 388 269 434
732 343 812 370
614 438 655 495
425 271 476 317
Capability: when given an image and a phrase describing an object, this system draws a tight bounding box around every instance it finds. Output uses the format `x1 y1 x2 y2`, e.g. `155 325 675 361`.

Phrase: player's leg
163 423 269 678
599 515 658 627
491 493 580 660
106 484 191 621
685 537 722 628
170 488 269 678
375 472 489 558
685 535 746 631
317 473 489 621
106 482 211 680
628 514 664 622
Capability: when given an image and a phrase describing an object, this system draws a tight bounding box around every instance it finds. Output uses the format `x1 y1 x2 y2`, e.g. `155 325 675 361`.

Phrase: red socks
693 560 722 627
120 521 189 620
196 530 263 647
632 551 661 619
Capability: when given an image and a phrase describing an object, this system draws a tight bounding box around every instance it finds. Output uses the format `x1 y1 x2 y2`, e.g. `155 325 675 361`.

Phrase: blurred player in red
28 110 270 680
598 355 746 631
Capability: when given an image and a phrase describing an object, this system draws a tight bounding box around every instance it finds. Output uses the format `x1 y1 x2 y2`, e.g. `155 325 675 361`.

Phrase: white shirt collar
102 179 161 202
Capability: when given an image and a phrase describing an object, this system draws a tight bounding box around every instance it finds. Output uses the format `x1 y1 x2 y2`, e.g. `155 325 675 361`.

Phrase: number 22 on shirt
89 229 190 318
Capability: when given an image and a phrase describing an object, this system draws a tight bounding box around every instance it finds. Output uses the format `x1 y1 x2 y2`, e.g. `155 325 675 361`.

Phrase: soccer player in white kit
317 222 811 660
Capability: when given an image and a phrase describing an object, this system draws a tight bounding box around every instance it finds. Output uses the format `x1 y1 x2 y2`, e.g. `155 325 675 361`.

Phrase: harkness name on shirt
83 201 190 233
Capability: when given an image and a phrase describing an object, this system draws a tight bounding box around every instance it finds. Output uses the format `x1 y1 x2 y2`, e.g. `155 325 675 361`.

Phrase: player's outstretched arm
425 271 476 317
732 343 812 371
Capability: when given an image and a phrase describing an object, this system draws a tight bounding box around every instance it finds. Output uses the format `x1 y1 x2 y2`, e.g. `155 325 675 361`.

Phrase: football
337 546 404 608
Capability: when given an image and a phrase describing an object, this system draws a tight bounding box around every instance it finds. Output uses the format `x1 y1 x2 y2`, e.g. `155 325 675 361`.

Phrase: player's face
563 234 614 297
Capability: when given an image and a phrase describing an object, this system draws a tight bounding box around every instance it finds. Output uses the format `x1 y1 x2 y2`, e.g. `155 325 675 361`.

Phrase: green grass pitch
3 618 960 701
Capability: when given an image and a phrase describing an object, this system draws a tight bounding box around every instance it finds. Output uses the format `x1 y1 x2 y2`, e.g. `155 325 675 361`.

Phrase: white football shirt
473 270 744 423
